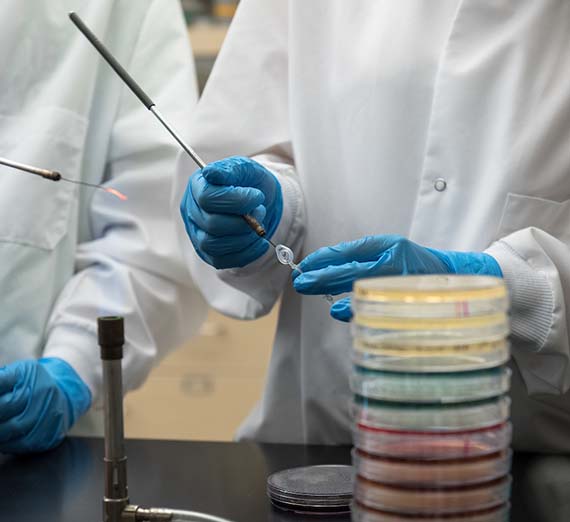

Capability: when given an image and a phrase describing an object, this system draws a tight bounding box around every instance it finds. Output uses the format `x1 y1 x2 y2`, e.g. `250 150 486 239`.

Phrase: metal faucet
98 316 235 522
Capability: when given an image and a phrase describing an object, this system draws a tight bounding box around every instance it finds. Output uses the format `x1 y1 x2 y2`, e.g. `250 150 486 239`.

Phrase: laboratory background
121 0 278 443
2 2 570 522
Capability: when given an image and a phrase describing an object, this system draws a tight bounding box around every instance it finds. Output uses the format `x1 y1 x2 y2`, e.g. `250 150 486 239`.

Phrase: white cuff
486 240 554 352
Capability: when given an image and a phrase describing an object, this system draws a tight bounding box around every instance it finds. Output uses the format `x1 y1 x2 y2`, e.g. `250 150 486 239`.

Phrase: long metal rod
0 156 128 200
150 107 205 168
69 12 272 244
0 157 61 181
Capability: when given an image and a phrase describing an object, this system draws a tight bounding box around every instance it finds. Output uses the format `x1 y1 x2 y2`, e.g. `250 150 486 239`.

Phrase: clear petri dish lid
352 449 512 487
353 339 510 373
352 502 510 522
352 422 512 460
351 366 511 404
353 275 508 319
354 475 511 515
353 395 510 432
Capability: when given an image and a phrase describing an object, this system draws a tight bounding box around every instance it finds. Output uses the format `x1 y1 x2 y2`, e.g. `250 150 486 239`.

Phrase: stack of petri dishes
267 465 353 515
350 275 512 522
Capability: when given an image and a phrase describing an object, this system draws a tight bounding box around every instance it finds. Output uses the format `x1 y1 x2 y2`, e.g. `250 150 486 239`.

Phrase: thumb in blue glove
329 296 354 322
293 235 502 322
180 156 284 269
0 358 91 454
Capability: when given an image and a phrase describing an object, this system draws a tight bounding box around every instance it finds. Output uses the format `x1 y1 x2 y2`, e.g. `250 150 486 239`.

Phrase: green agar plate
351 366 511 403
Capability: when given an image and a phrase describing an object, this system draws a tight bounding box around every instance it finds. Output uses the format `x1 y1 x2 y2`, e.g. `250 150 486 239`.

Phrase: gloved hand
180 156 283 269
293 235 503 322
0 358 91 454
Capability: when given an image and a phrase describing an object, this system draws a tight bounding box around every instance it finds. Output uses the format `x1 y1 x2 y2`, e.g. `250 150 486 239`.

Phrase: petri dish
352 449 512 487
352 317 509 347
354 475 511 515
352 422 512 460
353 275 508 318
353 396 510 432
351 502 510 522
352 338 510 373
351 366 511 404
267 465 353 515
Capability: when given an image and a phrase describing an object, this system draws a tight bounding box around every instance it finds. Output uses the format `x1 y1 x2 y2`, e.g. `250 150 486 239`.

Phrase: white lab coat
177 0 570 450
0 0 206 423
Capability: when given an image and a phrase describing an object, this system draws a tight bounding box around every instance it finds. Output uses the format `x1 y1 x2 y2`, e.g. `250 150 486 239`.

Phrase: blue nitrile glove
293 235 503 322
180 156 283 269
0 358 92 454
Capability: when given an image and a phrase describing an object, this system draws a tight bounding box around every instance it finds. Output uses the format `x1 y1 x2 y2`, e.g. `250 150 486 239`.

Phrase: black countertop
0 438 569 522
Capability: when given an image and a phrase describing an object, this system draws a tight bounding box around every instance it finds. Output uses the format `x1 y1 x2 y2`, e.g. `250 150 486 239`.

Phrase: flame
105 187 128 201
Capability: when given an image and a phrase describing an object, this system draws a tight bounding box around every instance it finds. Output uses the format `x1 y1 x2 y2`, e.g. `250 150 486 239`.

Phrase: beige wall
124 307 277 440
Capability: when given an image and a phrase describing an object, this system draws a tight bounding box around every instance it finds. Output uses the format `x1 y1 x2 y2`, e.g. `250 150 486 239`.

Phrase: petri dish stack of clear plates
350 275 512 522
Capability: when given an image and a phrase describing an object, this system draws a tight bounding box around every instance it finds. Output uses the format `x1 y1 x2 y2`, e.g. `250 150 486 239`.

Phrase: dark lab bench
0 438 568 522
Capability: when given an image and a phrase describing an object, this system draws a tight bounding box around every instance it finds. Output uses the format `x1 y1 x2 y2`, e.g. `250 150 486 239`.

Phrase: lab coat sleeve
486 228 570 396
43 0 207 404
174 0 307 320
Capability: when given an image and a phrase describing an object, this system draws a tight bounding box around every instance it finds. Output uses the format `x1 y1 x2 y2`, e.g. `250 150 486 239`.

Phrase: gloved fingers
191 173 265 214
0 406 64 454
0 365 19 395
181 210 209 262
182 210 271 269
296 235 405 275
202 156 270 189
0 406 37 445
293 261 378 295
330 297 353 322
0 388 28 422
181 167 274 269
0 359 82 455
188 199 267 236
185 219 216 266
192 228 261 258
187 219 270 268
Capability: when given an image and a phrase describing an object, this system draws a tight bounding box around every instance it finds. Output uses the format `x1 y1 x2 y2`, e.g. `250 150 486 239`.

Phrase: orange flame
105 187 128 201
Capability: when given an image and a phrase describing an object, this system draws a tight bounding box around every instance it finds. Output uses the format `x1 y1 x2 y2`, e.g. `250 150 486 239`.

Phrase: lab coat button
434 178 447 192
